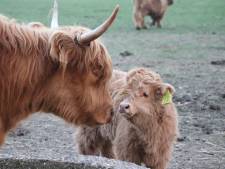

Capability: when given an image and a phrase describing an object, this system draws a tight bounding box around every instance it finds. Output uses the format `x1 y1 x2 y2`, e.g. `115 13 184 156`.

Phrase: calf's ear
155 83 175 100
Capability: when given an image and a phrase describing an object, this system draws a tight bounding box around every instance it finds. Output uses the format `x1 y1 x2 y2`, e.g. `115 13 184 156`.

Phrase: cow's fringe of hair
49 26 112 83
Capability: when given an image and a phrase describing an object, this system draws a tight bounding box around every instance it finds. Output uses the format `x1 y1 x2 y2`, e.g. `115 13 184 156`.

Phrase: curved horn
51 0 59 28
76 5 120 45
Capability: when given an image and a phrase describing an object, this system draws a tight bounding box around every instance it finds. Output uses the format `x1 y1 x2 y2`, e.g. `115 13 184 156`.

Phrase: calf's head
119 81 175 123
118 68 174 125
46 6 119 126
119 81 174 122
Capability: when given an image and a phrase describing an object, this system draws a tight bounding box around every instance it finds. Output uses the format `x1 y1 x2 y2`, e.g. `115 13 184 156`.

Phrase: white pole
50 0 59 28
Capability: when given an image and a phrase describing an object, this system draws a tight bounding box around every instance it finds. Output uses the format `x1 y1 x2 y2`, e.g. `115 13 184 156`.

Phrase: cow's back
135 0 167 16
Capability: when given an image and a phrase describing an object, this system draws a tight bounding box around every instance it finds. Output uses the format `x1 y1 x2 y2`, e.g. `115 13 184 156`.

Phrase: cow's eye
143 92 148 97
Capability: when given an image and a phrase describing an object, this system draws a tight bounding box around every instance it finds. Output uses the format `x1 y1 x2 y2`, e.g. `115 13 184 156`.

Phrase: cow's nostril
125 105 130 109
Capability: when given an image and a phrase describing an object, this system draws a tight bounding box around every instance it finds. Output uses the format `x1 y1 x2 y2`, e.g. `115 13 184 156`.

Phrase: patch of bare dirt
0 32 225 169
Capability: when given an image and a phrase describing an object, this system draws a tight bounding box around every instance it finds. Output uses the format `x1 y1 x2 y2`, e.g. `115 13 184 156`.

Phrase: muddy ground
0 30 224 169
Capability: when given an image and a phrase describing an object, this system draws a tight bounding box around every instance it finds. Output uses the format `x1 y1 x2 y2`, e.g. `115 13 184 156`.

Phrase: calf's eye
143 92 148 97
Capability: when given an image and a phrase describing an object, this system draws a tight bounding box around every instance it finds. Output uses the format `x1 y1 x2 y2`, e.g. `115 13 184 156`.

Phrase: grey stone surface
0 114 147 169
0 159 105 169
0 158 147 169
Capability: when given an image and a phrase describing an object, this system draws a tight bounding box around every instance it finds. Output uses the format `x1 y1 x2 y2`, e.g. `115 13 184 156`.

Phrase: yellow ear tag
162 90 172 105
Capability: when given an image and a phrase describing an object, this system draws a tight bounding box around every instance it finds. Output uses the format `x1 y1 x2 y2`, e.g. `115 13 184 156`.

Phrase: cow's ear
49 31 76 66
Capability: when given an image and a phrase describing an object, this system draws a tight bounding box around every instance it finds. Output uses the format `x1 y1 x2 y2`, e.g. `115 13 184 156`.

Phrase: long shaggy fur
133 0 173 29
0 15 113 145
76 68 178 169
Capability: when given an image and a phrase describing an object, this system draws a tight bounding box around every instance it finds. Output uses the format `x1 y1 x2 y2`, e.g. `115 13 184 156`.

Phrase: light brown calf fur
133 0 173 29
0 13 117 145
76 68 178 169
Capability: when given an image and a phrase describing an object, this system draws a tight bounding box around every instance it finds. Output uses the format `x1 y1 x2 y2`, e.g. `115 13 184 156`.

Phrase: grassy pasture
1 0 224 68
0 0 225 33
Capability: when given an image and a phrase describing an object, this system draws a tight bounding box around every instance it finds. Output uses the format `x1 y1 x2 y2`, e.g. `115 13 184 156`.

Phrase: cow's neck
0 25 60 129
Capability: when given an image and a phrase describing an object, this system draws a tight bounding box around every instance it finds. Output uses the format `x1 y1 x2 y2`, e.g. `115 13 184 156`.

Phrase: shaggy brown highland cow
0 5 119 145
76 68 178 169
133 0 173 29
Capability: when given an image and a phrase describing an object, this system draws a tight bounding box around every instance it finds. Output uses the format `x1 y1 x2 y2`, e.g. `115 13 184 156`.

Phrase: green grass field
0 0 225 34
0 0 224 71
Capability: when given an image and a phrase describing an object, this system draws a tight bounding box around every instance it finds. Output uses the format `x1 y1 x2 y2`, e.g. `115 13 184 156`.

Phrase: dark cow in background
133 0 173 29
0 5 119 145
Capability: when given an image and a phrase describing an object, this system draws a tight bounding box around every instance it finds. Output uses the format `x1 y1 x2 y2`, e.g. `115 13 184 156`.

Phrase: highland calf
133 0 173 29
76 68 178 169
0 6 119 145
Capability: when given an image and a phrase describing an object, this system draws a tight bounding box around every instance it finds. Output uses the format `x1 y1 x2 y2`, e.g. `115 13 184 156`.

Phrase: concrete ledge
0 157 147 169
0 159 104 169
